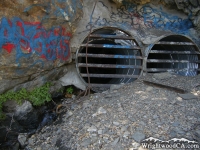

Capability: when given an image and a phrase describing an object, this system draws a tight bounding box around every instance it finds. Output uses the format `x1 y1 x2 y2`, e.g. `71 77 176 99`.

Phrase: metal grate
76 27 143 90
147 35 200 76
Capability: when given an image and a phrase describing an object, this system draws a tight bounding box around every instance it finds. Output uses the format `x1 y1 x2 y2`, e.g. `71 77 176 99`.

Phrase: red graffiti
0 17 71 62
2 43 15 53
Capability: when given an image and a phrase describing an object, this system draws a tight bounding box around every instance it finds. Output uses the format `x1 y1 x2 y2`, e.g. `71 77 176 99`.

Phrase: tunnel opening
147 35 200 76
76 27 143 89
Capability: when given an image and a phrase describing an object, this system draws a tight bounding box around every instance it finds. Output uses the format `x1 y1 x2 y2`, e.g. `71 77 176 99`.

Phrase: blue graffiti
0 17 71 66
86 1 193 35
24 0 83 22
121 1 193 34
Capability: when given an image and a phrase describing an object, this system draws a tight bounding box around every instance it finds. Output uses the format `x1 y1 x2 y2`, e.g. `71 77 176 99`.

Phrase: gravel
24 73 200 150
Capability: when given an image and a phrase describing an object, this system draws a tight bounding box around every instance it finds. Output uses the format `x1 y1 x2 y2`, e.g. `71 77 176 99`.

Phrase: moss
0 82 52 120
66 86 74 94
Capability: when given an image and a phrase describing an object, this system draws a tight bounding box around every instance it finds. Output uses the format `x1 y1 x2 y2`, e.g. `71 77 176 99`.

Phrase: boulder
3 100 33 119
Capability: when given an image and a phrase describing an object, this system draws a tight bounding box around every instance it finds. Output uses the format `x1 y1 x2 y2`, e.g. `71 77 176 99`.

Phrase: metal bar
78 63 143 69
81 44 141 50
89 84 119 87
85 0 98 94
146 68 200 72
156 41 195 45
149 50 200 54
81 73 139 78
78 53 143 59
89 34 135 40
147 59 200 63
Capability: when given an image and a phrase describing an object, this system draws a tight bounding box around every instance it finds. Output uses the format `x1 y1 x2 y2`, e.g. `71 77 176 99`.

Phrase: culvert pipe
146 35 200 76
76 27 143 90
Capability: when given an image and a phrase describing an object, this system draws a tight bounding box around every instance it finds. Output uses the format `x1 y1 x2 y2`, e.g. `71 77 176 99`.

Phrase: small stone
113 122 120 126
111 137 120 146
172 121 180 127
178 93 198 100
82 102 91 109
91 134 97 137
28 138 34 146
56 129 61 134
65 111 73 119
98 130 103 134
153 115 158 119
72 94 76 99
132 132 145 142
36 147 42 150
110 84 124 91
169 130 177 137
153 72 173 80
146 86 153 91
132 142 140 149
103 137 109 143
97 107 107 114
92 107 107 117
71 103 78 110
176 128 185 135
176 97 183 101
105 94 112 98
121 126 128 132
139 121 146 126
46 137 50 141
91 137 98 143
103 128 109 134
128 115 136 122
124 131 130 135
80 138 92 147
123 131 130 138
87 125 97 132
15 101 33 119
18 133 27 147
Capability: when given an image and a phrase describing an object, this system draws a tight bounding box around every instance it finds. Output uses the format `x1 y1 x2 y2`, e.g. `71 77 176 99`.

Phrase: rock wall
0 0 83 93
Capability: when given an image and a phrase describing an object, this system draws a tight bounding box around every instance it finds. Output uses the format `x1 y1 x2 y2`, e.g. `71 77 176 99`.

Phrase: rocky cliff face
0 0 83 93
0 0 199 93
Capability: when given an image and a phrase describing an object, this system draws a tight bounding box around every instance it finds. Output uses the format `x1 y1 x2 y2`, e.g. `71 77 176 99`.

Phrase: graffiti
84 1 193 37
0 17 71 64
24 0 83 22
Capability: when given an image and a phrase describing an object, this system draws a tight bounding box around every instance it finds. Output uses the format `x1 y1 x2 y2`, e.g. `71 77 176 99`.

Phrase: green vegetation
66 86 74 94
0 82 52 120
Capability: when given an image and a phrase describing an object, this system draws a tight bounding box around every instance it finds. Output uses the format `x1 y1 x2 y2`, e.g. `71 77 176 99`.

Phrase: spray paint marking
0 17 71 64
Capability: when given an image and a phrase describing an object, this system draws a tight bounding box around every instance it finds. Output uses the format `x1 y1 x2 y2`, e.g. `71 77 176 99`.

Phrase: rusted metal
84 0 98 94
76 27 143 89
89 34 135 40
81 74 139 78
156 41 195 45
78 53 143 59
78 63 143 69
81 44 141 49
150 50 200 54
